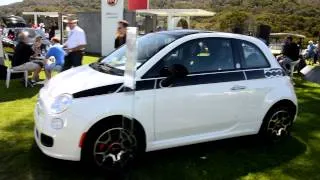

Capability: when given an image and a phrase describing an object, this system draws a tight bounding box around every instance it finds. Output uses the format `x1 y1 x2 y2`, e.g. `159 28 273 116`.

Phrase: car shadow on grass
0 113 308 180
129 136 306 180
23 135 306 180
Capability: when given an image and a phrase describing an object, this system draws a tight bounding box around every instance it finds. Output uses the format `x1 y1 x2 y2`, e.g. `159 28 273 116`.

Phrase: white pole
34 14 38 25
124 27 138 131
167 15 172 30
186 16 191 29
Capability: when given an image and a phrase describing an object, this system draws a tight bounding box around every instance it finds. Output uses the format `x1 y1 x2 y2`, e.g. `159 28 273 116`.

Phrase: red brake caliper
99 144 106 151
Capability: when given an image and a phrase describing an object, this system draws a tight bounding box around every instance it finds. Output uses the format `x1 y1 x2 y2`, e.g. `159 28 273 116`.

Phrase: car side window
240 41 270 69
144 38 236 78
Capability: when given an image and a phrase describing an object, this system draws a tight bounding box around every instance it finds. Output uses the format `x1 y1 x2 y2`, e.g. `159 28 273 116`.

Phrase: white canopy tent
136 9 216 30
22 12 66 42
22 12 60 25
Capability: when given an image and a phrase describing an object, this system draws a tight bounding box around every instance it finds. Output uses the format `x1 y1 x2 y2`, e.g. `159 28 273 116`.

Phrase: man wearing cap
62 16 87 71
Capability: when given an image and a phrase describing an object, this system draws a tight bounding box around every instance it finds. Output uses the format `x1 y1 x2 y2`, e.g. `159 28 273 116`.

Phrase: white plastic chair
6 68 28 88
290 60 300 78
5 54 28 88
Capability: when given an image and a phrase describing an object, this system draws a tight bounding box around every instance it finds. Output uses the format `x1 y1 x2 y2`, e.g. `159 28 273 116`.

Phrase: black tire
259 105 295 142
81 119 143 172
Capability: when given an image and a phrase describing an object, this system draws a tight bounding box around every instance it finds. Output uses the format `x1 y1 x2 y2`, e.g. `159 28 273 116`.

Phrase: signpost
101 0 124 56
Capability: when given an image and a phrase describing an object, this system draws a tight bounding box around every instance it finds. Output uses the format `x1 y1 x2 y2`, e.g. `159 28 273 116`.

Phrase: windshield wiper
90 62 124 76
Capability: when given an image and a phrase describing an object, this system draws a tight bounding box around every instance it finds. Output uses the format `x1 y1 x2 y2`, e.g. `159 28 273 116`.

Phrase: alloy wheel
93 128 137 170
267 110 292 140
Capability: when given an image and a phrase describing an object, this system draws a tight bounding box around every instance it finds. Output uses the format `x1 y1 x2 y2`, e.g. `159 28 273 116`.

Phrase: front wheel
82 123 138 171
259 106 295 142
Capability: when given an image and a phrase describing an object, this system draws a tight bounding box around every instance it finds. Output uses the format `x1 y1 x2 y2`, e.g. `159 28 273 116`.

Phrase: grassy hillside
1 0 320 37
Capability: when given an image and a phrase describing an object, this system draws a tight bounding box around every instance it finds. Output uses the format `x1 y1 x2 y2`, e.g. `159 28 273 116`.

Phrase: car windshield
100 33 177 70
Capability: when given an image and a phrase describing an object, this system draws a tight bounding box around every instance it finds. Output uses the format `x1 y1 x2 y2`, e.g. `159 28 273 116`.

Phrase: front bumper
34 101 86 161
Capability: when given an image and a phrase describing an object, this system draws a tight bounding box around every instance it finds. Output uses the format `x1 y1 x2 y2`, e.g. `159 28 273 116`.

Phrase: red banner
128 0 148 10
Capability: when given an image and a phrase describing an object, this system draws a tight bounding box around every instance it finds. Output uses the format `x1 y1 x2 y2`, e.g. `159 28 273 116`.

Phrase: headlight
50 94 73 114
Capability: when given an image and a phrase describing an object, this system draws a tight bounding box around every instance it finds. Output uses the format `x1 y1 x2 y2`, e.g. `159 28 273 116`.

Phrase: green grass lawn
0 59 320 180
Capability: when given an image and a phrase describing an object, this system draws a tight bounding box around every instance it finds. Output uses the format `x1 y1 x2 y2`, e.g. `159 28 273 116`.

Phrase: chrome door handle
231 85 246 91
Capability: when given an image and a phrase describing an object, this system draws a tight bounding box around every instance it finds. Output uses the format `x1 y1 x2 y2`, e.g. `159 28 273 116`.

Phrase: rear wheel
259 106 295 142
82 121 140 172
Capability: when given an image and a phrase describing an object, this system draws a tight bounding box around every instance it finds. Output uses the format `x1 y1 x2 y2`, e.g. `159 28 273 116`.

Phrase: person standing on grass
62 16 87 71
114 20 129 49
314 41 320 64
306 41 316 63
44 37 65 80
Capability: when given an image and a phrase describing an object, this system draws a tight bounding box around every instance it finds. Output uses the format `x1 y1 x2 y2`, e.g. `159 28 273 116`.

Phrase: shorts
45 63 63 72
13 62 41 71
32 60 45 68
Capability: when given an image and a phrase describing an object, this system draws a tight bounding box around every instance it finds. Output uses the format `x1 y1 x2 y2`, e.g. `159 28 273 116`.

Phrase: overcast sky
0 0 23 6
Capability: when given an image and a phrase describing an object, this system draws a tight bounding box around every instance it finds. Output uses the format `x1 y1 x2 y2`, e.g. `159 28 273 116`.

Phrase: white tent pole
34 14 38 25
167 15 173 30
59 13 64 44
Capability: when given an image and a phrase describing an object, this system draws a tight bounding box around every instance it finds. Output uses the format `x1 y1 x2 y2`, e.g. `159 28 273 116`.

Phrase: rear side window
240 41 269 69
144 38 236 78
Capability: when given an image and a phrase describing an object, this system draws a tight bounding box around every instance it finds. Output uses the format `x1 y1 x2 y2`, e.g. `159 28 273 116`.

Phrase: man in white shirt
62 16 87 71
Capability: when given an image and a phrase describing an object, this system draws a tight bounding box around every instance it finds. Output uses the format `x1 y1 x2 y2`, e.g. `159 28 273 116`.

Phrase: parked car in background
1 15 50 61
35 30 298 171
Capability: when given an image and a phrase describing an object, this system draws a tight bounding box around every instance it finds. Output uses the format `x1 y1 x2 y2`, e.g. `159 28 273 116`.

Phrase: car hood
45 65 124 98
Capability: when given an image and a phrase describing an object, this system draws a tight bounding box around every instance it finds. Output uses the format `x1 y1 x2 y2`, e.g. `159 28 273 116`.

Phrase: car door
236 40 275 129
143 38 249 141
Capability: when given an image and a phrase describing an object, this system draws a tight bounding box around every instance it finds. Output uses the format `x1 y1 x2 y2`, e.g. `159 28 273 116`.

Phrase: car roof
157 29 259 41
157 29 211 38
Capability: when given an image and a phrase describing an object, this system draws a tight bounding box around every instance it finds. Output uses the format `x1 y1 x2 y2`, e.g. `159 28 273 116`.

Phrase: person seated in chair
12 32 43 85
278 36 300 73
44 37 65 80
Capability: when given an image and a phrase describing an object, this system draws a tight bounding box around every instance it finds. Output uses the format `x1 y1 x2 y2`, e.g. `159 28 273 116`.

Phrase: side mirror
159 67 172 77
170 64 188 78
159 64 188 88
159 64 188 78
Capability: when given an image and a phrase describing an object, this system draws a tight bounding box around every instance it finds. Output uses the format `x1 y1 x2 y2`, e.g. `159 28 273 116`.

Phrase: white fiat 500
35 30 298 169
